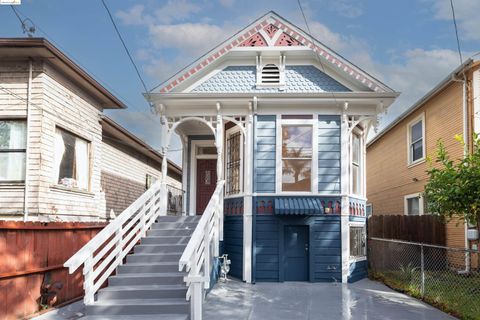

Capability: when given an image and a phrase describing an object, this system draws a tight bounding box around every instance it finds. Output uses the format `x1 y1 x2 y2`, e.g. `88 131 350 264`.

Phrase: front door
196 159 217 215
284 225 309 281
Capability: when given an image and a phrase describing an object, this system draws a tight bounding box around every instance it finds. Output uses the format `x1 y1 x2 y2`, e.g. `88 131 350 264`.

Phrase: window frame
224 126 244 197
351 129 363 196
407 113 426 166
53 126 91 191
0 119 27 183
349 223 367 261
404 193 424 216
276 117 318 194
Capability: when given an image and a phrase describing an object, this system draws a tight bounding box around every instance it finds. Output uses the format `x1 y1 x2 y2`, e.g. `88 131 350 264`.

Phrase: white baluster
83 255 94 305
115 225 123 266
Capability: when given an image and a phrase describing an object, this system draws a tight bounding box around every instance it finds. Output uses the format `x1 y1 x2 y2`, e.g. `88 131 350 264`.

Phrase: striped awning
274 197 324 215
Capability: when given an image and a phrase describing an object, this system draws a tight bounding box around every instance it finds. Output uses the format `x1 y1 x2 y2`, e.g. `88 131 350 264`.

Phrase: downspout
462 72 471 273
23 59 33 222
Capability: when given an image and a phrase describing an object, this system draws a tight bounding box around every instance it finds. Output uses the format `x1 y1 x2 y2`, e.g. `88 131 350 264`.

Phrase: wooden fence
0 221 106 320
368 215 446 245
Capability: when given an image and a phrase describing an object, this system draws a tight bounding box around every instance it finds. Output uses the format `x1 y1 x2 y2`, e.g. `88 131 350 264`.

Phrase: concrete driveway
32 279 455 320
203 279 456 320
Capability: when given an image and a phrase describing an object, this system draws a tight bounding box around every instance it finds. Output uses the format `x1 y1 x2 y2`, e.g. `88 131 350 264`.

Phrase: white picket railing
64 180 167 304
179 180 225 320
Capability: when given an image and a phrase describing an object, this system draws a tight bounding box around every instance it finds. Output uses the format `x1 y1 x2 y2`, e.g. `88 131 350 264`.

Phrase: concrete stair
85 215 200 319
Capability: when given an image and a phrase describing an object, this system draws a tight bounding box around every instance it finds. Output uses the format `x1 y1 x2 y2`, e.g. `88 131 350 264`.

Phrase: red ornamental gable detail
263 24 278 38
240 33 267 47
275 32 301 46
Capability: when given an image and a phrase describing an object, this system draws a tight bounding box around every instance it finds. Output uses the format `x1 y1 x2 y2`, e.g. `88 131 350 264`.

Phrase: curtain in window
54 130 65 183
75 138 89 189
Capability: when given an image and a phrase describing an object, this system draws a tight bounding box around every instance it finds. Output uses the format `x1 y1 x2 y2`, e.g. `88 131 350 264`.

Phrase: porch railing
63 180 166 304
179 180 225 320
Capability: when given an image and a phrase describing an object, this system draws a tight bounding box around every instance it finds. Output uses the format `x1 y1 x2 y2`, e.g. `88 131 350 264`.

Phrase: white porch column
340 103 350 283
215 106 224 251
159 114 170 216
243 104 253 283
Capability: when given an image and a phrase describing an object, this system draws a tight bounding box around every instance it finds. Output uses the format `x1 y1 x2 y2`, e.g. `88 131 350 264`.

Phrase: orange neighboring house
366 59 480 250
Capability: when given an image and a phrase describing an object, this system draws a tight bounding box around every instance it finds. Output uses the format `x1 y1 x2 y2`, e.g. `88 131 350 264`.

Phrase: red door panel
196 159 217 215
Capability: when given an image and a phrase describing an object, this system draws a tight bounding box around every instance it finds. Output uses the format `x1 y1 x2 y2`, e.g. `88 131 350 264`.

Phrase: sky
1 0 480 165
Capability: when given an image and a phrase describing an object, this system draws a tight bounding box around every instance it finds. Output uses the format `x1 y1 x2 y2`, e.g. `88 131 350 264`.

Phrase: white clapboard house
65 12 399 319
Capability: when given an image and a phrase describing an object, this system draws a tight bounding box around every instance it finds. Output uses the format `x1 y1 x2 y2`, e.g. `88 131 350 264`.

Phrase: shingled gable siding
254 115 276 193
318 115 341 194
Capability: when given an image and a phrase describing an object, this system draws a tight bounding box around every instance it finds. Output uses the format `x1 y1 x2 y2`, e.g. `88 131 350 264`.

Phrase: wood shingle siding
254 115 276 193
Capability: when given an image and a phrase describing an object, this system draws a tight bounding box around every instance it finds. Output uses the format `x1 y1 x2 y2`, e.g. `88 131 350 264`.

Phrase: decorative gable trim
156 12 392 94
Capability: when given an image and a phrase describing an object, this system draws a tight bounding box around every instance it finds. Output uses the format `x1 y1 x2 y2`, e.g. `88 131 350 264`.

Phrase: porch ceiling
175 119 214 136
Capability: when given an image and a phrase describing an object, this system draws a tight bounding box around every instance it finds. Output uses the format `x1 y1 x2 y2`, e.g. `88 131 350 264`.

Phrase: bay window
0 120 26 182
54 127 90 190
281 125 312 192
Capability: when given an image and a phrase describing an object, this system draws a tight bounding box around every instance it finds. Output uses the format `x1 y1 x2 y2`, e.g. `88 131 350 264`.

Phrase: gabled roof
153 11 395 94
367 59 474 147
0 38 126 109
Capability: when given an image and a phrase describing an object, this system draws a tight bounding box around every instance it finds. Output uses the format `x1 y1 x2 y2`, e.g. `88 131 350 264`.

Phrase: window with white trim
408 115 425 164
281 124 313 192
404 193 424 215
352 132 362 195
54 127 90 190
226 129 242 195
350 225 366 258
0 120 26 182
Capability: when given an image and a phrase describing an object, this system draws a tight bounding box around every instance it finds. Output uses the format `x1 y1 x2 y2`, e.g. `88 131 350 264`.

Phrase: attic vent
261 64 280 84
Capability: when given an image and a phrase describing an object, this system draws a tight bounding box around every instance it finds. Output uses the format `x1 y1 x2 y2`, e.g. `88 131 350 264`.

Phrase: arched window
261 64 280 84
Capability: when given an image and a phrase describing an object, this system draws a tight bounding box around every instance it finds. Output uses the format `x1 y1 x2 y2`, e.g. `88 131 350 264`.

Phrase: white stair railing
179 180 225 320
64 180 167 304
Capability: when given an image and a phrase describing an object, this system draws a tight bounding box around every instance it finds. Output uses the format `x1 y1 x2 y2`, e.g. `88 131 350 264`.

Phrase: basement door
284 225 309 281
196 159 217 215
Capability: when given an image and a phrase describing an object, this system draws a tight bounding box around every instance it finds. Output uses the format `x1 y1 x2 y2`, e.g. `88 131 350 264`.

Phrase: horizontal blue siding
224 216 243 279
318 116 341 194
255 115 276 193
255 215 280 281
310 216 342 282
348 260 368 283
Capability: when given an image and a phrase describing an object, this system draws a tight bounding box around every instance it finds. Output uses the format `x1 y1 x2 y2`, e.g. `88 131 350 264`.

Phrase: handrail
63 180 166 304
179 180 224 320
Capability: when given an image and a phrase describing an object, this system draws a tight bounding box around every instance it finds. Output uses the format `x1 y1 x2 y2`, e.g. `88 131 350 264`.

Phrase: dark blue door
284 225 309 281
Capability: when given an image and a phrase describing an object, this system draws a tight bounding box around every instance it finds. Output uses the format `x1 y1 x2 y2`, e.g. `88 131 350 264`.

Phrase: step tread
112 272 185 278
99 284 187 291
93 298 188 306
82 315 188 320
137 243 186 247
122 261 178 266
128 252 182 256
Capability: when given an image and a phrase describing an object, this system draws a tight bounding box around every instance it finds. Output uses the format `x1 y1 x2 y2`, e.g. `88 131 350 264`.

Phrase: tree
424 133 480 232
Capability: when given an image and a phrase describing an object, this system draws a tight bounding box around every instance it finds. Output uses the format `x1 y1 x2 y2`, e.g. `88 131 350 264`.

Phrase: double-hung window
281 124 313 192
404 193 424 215
408 115 425 165
54 127 90 190
226 129 242 196
0 120 27 182
352 132 362 195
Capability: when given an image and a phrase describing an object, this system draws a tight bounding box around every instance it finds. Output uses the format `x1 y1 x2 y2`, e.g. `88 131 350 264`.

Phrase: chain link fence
369 237 480 319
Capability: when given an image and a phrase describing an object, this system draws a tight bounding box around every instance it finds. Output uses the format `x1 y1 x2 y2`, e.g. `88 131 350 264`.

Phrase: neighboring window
352 132 361 195
226 130 241 195
350 225 366 258
366 203 372 217
146 174 158 189
261 64 280 84
282 125 312 192
408 116 424 164
404 193 424 215
54 128 90 190
0 120 26 181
